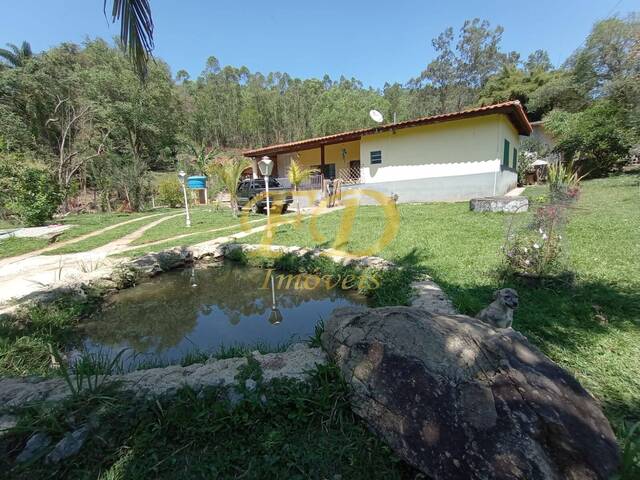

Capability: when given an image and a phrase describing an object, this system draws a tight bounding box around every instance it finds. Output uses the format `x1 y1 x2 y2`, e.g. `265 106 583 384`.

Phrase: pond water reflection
81 262 366 366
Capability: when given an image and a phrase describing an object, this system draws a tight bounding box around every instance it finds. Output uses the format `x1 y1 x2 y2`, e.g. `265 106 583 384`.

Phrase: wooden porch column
320 144 325 173
251 157 259 179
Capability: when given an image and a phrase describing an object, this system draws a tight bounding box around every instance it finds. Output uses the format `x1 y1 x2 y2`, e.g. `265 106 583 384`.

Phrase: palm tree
0 41 33 68
105 0 154 79
287 158 317 213
205 156 251 217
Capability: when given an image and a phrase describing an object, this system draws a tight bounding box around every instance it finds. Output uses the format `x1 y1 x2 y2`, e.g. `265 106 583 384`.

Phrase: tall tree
412 19 514 113
0 41 33 69
106 0 154 79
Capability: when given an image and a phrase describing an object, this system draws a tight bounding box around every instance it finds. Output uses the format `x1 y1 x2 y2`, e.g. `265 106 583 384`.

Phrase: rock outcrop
322 306 619 480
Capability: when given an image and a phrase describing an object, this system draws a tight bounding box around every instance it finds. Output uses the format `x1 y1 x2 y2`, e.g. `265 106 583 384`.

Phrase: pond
80 261 367 367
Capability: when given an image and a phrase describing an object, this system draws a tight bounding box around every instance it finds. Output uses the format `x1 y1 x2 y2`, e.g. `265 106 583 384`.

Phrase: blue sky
1 0 637 87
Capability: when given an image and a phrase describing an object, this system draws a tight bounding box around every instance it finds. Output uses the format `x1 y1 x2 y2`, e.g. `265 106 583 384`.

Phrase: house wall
353 114 519 203
277 140 360 176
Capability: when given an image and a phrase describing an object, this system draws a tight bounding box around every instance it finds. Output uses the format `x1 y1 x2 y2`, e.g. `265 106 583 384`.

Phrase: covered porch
244 135 364 187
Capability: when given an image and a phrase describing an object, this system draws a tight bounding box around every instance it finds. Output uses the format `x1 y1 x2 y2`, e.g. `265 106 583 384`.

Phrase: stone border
0 343 326 409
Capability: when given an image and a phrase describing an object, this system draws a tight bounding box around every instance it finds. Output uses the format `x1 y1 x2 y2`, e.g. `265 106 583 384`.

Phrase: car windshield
253 178 280 188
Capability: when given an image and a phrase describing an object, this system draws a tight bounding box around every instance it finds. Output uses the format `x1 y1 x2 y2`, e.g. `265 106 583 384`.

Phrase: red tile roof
242 101 532 157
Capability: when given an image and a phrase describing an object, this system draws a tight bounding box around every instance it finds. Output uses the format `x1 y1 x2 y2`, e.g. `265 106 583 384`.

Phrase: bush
157 178 183 208
6 165 62 226
502 204 568 279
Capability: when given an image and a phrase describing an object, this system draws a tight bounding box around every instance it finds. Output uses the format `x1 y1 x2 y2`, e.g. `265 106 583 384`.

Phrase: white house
243 101 532 204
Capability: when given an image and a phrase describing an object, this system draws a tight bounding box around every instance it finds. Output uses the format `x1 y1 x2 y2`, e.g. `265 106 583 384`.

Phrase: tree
525 49 553 73
545 101 633 175
204 155 251 216
105 0 154 79
412 19 514 113
287 158 317 213
0 41 33 69
570 14 640 96
46 96 108 206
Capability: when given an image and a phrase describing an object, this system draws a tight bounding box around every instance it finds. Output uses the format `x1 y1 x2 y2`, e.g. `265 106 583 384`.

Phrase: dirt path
0 212 168 268
0 207 339 306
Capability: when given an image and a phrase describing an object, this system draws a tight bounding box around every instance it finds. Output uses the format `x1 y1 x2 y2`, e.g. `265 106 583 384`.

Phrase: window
503 139 510 168
370 150 382 164
322 163 336 179
512 148 518 170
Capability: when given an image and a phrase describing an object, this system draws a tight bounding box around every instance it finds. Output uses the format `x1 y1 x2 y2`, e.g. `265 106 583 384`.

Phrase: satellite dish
369 109 384 123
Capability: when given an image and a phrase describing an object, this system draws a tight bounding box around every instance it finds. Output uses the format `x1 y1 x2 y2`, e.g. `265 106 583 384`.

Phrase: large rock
470 196 528 213
322 307 619 480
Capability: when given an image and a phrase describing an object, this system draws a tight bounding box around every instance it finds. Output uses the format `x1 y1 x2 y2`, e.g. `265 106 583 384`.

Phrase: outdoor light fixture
268 273 283 325
178 170 191 228
257 156 273 238
257 156 273 176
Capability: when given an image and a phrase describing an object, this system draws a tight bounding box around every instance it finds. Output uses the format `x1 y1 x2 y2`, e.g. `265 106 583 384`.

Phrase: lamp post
268 273 283 325
257 156 274 238
178 170 191 228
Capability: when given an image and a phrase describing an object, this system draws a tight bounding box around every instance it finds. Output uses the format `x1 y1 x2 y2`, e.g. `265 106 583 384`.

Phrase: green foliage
614 422 640 480
0 41 33 68
545 101 634 175
412 18 518 113
157 178 183 208
2 161 62 226
1 365 414 479
204 155 251 216
0 295 101 377
546 159 586 196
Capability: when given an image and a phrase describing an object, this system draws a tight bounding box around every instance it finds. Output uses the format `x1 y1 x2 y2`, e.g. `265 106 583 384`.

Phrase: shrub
502 204 569 279
7 166 62 226
157 178 183 208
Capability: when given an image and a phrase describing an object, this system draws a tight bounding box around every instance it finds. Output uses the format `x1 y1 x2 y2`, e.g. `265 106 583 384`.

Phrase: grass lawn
239 174 640 432
43 210 178 255
0 210 172 259
129 206 266 246
1 175 637 478
0 237 50 259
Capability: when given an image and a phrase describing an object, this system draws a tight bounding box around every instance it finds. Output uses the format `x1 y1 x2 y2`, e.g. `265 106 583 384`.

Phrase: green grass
239 174 640 432
43 211 177 255
0 365 416 479
129 206 265 246
0 295 102 377
0 237 50 259
1 175 637 478
0 210 173 259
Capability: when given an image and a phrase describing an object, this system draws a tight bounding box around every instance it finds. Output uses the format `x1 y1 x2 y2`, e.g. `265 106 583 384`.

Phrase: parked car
237 178 293 214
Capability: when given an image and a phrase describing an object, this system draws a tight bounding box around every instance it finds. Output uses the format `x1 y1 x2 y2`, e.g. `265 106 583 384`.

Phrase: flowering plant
503 204 567 278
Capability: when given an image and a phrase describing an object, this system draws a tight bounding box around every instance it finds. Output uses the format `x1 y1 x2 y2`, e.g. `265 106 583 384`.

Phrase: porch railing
275 173 324 191
337 167 361 185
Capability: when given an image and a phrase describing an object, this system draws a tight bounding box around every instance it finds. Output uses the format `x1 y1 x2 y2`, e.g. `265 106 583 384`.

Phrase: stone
322 306 619 480
410 278 457 315
0 414 18 437
0 345 327 408
470 196 529 213
45 426 90 464
16 432 51 463
245 379 257 391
